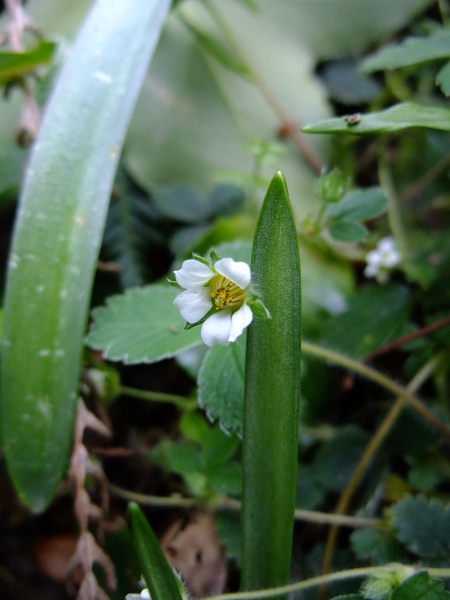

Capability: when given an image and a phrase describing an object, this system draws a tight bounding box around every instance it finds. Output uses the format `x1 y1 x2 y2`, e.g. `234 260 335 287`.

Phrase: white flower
173 256 253 347
364 237 401 278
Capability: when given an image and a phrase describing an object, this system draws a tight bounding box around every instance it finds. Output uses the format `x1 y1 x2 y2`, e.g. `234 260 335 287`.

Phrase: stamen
211 275 245 310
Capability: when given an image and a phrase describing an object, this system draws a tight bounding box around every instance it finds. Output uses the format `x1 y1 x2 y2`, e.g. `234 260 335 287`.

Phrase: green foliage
0 0 172 512
151 411 241 497
361 29 450 72
303 103 450 135
128 502 184 600
241 172 301 593
88 286 202 363
391 495 450 562
320 284 411 359
0 40 56 85
350 528 408 565
391 571 450 600
313 426 370 493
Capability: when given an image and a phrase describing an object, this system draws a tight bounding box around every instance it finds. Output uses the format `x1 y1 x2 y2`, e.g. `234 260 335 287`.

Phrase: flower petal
365 249 382 267
364 264 379 278
174 259 214 289
201 309 232 346
229 303 253 342
214 258 251 289
377 237 395 254
173 288 212 323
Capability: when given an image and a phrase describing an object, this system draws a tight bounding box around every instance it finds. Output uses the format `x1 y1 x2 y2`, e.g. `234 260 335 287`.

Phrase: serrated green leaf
0 0 171 512
198 332 246 436
313 426 370 493
303 103 450 135
329 221 368 243
87 285 202 364
0 40 56 85
320 284 411 359
350 528 407 565
362 30 450 73
128 502 183 600
296 464 325 511
391 571 450 600
392 495 450 561
326 187 388 222
436 60 450 97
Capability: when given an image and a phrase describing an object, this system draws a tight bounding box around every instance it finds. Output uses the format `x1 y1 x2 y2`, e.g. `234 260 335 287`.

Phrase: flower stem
109 483 380 528
200 0 322 174
319 352 445 589
301 341 450 445
378 147 408 253
201 565 450 600
119 386 196 410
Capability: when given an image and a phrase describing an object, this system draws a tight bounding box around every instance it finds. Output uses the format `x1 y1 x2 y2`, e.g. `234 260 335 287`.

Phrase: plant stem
319 352 445 591
109 483 380 528
120 386 196 410
202 0 322 174
378 148 408 253
363 316 450 363
302 341 450 445
400 152 450 204
202 564 450 600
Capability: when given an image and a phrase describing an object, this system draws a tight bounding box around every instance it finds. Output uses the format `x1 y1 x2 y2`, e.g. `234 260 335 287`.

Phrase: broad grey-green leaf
303 103 450 136
362 30 450 73
0 0 171 512
198 331 246 435
87 286 202 364
392 495 450 561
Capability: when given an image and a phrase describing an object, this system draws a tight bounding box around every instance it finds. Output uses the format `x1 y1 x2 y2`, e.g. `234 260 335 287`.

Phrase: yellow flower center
210 275 245 310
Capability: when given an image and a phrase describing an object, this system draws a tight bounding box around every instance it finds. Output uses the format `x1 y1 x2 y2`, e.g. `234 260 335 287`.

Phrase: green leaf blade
0 0 171 511
128 502 184 600
241 171 301 593
302 103 450 135
362 30 450 72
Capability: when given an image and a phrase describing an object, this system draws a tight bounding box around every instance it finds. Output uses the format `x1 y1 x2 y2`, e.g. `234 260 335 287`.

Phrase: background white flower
173 257 253 346
364 236 401 278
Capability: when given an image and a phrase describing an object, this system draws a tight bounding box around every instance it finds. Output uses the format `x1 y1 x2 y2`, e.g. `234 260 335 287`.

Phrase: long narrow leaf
0 0 171 511
128 502 183 600
241 171 301 593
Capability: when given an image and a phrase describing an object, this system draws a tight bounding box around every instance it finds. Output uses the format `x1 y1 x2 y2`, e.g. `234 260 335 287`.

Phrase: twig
200 0 323 175
302 341 450 446
363 314 450 363
108 483 380 528
400 152 450 204
319 353 445 596
201 564 450 600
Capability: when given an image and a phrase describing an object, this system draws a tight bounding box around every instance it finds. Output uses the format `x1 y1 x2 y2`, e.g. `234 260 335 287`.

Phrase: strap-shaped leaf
241 171 301 593
128 502 183 600
0 0 171 511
